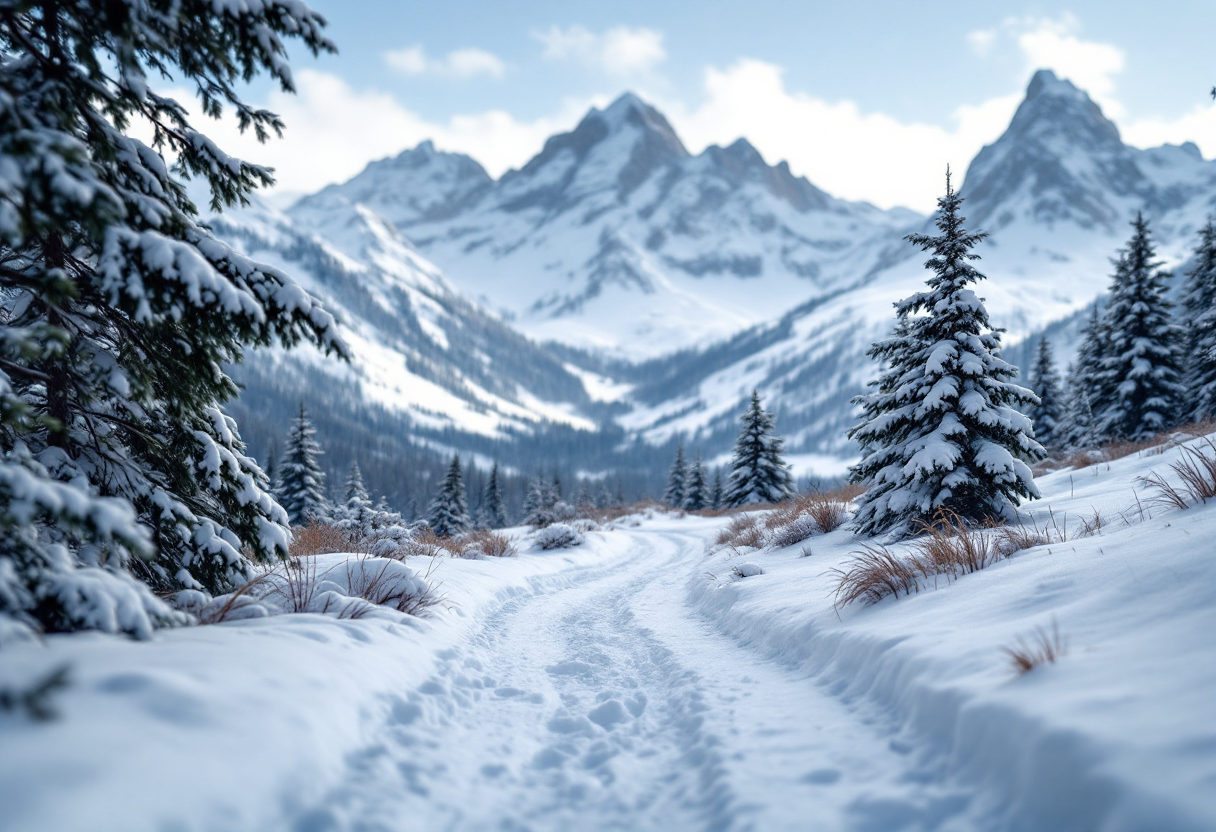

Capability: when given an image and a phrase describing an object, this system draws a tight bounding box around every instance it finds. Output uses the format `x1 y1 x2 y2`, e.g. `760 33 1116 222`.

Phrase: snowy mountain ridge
226 70 1214 482
292 93 920 358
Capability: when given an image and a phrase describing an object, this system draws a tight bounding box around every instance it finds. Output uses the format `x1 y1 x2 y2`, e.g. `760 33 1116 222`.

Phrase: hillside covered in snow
4 426 1213 831
221 70 1215 487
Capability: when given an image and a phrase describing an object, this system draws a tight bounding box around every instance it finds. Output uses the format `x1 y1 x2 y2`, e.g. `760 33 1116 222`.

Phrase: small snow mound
733 562 764 578
533 524 584 550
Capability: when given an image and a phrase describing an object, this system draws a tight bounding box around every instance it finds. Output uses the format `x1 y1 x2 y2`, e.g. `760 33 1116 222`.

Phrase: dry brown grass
1037 420 1216 475
1138 437 1216 510
460 529 516 558
833 508 1009 609
1002 620 1067 675
751 492 853 550
831 544 925 607
912 508 1000 576
289 520 351 557
714 514 765 549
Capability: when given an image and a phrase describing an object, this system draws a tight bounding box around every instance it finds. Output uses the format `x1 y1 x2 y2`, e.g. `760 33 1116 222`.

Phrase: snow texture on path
294 530 966 832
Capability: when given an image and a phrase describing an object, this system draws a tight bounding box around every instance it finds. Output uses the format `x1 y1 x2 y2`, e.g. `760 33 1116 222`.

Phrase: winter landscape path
293 527 970 832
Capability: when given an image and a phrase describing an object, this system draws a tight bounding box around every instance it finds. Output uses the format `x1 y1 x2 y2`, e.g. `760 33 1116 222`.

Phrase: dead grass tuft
289 520 351 557
344 556 441 617
830 544 925 607
1002 620 1067 675
460 529 517 558
715 514 765 549
912 508 999 576
1138 438 1216 511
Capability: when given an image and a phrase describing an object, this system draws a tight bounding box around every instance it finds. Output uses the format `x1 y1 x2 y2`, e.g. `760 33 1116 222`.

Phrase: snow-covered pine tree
521 477 542 522
0 1 343 635
1092 214 1184 441
663 444 687 508
278 405 330 526
1058 305 1106 450
724 391 794 507
595 484 612 510
335 462 372 541
848 172 1043 537
477 463 508 529
1027 338 1065 450
709 468 724 510
1181 217 1216 422
428 456 470 538
683 454 707 511
574 481 594 509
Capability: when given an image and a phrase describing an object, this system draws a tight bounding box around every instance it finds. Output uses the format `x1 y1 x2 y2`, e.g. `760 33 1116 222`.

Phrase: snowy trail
295 527 970 832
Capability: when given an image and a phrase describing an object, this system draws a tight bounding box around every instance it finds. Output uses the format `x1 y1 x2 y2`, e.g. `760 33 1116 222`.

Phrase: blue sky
213 1 1216 212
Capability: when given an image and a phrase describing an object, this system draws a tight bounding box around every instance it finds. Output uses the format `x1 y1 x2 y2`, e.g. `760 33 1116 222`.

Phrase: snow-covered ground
2 436 1214 831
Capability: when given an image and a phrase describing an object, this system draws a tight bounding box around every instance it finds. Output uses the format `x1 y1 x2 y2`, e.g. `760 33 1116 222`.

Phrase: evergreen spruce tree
477 463 508 529
521 477 543 523
427 456 469 538
574 481 594 509
1027 338 1065 450
1092 214 1184 440
663 444 687 507
1181 218 1216 421
336 462 372 538
848 172 1043 537
278 405 330 526
709 468 724 510
724 391 794 507
595 485 612 510
683 454 708 511
1059 306 1107 450
614 480 626 507
0 0 341 635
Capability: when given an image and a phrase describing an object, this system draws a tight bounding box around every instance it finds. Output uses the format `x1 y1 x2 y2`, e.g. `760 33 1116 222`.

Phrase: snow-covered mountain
292 93 919 358
604 71 1215 469
212 198 599 440
227 70 1214 486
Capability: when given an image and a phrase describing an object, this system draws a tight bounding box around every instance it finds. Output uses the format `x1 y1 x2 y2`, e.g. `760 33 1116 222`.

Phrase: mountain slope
293 93 920 358
604 71 1216 469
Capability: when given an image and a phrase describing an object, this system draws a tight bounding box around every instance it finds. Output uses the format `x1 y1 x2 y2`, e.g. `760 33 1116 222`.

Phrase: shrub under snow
533 524 583 550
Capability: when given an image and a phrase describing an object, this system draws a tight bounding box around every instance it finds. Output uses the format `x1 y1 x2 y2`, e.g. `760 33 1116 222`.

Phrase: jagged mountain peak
291 140 491 230
960 69 1147 230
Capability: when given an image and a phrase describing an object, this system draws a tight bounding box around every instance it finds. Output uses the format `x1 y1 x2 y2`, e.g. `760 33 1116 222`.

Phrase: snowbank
690 433 1216 830
0 526 635 832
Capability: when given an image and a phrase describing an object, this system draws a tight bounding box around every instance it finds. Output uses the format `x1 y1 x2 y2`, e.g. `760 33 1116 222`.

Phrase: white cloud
383 45 505 79
1007 15 1126 117
660 60 1021 212
190 69 594 195
1122 104 1216 159
535 25 666 76
966 29 996 57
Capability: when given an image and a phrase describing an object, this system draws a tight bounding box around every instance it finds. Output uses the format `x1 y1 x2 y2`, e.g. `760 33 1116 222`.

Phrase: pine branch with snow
0 0 343 636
